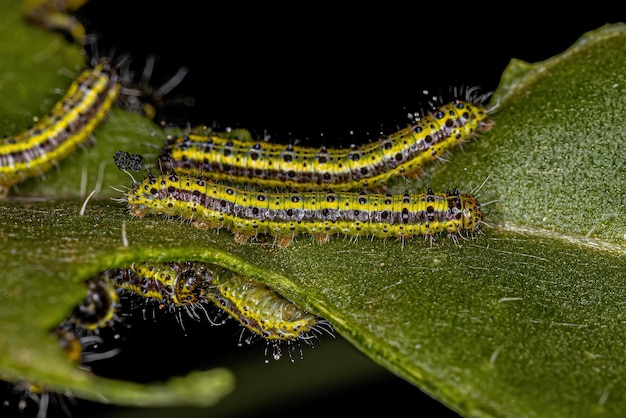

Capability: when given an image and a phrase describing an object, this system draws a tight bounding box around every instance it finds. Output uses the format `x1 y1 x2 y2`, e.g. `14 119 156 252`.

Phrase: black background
7 3 625 418
75 3 625 145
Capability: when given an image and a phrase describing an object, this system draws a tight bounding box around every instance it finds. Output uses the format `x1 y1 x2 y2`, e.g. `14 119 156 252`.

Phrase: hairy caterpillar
204 266 333 346
122 172 484 247
64 272 122 332
111 261 213 325
159 98 492 191
88 261 332 360
53 271 124 367
0 61 120 198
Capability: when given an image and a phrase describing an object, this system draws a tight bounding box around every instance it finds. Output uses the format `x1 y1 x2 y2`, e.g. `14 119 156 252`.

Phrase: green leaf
1 2 626 416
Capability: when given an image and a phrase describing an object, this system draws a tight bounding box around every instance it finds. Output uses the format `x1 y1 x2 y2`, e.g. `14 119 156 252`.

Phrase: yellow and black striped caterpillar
123 172 484 247
0 61 120 198
159 98 492 192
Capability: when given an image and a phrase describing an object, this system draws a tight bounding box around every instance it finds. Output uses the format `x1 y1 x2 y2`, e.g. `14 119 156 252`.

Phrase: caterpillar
64 271 122 333
204 266 333 344
122 172 484 247
158 97 493 192
84 261 332 360
111 261 213 324
52 271 124 366
0 60 120 198
23 0 90 45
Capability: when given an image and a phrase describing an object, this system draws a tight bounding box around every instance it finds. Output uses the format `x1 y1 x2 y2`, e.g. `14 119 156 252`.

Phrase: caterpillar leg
233 231 253 244
192 219 222 230
312 233 331 243
275 235 294 248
